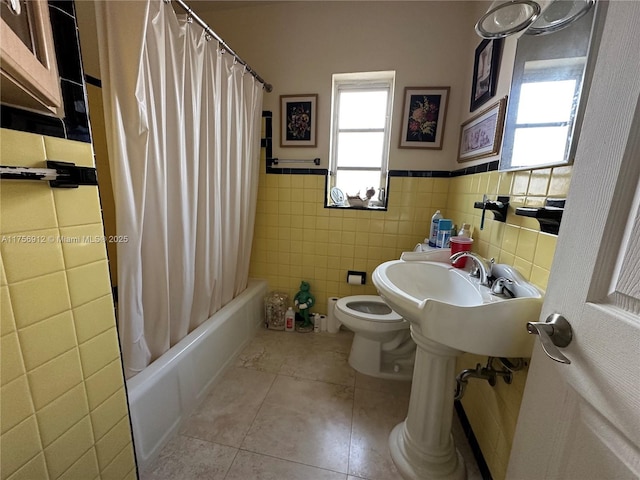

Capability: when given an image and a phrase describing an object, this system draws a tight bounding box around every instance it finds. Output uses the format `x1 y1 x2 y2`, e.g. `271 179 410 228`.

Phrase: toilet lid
336 295 403 323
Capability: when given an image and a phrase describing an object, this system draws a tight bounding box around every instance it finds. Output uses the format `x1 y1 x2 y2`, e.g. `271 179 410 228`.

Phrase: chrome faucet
450 252 494 286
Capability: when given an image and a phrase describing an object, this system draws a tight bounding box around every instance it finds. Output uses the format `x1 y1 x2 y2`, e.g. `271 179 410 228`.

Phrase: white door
507 2 640 479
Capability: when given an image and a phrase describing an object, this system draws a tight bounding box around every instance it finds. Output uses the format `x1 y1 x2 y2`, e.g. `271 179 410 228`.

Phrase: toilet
334 295 415 381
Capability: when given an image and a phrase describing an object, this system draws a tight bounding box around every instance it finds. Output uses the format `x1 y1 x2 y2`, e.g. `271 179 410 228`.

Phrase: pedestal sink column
389 325 466 480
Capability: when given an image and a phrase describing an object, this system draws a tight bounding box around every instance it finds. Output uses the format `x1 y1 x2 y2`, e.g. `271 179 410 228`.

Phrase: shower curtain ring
186 15 193 23
205 33 212 41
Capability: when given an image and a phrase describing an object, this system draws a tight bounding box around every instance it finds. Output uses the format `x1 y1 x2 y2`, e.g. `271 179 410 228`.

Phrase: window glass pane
512 126 569 166
336 132 384 168
517 80 576 124
335 170 381 200
338 90 388 129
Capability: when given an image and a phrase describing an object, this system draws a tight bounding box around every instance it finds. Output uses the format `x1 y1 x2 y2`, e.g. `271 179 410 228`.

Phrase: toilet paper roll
347 274 362 285
327 297 340 333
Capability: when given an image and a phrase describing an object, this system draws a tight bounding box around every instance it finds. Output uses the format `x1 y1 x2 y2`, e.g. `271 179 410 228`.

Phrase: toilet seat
335 294 414 380
336 295 403 323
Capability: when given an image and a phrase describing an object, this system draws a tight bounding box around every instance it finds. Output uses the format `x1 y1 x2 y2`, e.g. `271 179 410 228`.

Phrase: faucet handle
491 277 514 297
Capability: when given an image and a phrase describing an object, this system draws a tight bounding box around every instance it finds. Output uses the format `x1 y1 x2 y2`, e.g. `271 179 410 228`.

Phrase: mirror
499 3 601 171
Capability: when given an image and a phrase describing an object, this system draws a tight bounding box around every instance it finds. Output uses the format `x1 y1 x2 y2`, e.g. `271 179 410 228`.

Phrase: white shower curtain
95 0 263 378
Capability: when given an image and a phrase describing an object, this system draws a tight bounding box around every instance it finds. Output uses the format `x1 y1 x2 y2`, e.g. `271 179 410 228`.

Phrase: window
327 71 395 208
510 59 584 167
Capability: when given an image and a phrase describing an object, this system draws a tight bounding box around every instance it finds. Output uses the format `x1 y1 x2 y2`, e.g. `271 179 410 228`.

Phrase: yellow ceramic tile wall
250 164 449 314
0 129 135 480
446 166 569 480
86 84 118 287
248 160 570 480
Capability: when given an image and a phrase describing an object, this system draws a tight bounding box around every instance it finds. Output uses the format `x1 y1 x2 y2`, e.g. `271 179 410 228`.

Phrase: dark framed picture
458 96 508 162
470 38 502 112
280 94 317 147
399 86 450 149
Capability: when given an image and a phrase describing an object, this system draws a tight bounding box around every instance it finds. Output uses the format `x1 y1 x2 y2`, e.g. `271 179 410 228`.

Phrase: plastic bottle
436 219 452 248
428 210 442 247
285 307 295 332
458 223 471 239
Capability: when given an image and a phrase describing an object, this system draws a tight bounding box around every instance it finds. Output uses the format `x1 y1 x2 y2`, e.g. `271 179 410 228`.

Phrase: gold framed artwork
458 96 508 163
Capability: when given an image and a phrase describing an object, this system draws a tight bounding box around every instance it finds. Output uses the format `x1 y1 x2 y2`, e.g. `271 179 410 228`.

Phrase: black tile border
264 159 499 178
265 167 328 175
451 160 500 177
264 163 498 178
389 169 451 178
1 106 66 138
49 4 83 84
48 0 75 16
85 75 102 88
454 400 494 480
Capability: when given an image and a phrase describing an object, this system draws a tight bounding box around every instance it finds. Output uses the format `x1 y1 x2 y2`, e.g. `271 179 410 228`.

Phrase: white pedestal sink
372 258 542 480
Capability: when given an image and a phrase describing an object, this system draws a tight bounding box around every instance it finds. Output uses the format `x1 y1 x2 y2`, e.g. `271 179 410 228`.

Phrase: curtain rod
167 0 273 92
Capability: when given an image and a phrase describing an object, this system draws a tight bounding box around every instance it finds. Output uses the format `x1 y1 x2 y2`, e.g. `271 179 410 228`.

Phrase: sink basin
372 260 543 358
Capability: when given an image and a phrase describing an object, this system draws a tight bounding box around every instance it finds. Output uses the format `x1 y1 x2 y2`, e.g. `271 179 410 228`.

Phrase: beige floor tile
235 331 292 373
241 375 354 473
235 329 317 373
140 435 236 480
180 367 276 447
354 372 412 396
225 450 347 479
143 328 483 479
279 347 355 387
238 329 356 386
348 387 409 480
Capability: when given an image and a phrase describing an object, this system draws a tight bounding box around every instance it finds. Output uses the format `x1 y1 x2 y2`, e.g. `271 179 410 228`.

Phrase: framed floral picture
458 96 507 162
280 94 317 147
399 87 450 149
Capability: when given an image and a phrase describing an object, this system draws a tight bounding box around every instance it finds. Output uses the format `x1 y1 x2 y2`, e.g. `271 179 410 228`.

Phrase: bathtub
126 278 268 472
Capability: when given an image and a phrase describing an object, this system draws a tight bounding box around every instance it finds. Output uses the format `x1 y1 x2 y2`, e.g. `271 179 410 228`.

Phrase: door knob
527 313 573 364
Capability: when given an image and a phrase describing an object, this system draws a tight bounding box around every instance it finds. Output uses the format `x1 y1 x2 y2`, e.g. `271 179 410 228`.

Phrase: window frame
509 65 584 167
327 71 395 209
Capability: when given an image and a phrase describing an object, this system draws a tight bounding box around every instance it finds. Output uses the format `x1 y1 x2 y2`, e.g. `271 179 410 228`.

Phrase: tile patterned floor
142 328 482 480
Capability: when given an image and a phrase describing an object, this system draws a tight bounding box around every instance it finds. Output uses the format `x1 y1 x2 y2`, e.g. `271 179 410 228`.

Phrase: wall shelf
515 198 566 235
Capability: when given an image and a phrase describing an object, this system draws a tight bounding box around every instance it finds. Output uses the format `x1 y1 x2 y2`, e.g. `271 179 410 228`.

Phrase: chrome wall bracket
0 161 98 188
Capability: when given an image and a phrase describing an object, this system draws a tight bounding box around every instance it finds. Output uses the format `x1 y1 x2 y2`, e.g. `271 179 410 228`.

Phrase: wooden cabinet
1 0 61 114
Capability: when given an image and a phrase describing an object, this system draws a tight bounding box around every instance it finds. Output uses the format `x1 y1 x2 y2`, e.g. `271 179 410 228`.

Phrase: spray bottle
428 210 442 247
